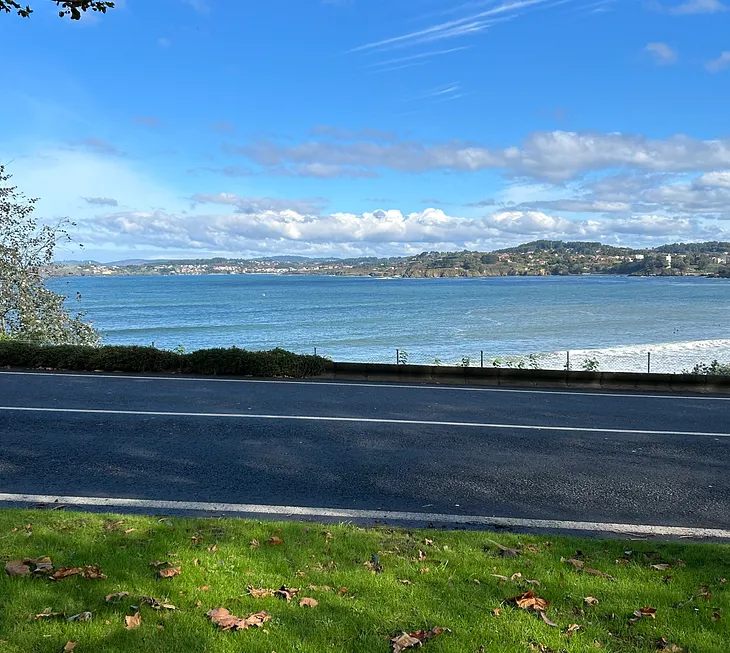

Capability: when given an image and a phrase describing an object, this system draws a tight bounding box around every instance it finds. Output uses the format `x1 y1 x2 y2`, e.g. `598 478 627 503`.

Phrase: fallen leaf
24 557 53 575
491 574 509 582
52 566 106 581
526 579 542 586
299 597 318 608
62 643 77 652
508 590 550 611
523 544 541 553
633 606 657 620
492 608 501 616
419 567 430 575
124 528 136 534
655 638 684 652
565 558 584 570
418 550 426 561
697 590 712 601
712 612 721 622
207 544 217 552
650 564 671 571
141 597 176 610
197 585 210 592
34 609 65 620
82 565 106 580
4 560 30 577
265 537 284 546
424 539 433 546
584 596 599 606
67 611 93 622
338 587 348 596
565 624 584 635
584 567 617 582
399 579 412 585
391 627 447 652
158 567 181 579
274 586 301 602
663 575 673 584
295 570 306 578
157 625 164 631
125 612 142 630
106 592 130 602
207 607 271 631
248 586 275 599
193 558 200 566
540 612 558 627
486 538 519 558
249 539 260 548
510 572 522 582
593 641 603 649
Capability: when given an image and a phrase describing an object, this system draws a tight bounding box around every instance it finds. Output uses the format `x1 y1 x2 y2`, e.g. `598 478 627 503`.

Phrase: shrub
0 341 326 378
684 360 730 376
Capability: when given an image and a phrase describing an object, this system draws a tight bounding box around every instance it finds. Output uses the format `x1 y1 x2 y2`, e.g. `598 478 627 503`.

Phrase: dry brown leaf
565 624 584 635
584 596 599 606
62 643 77 652
492 608 501 616
248 586 276 599
510 572 522 582
124 528 136 534
540 612 558 627
207 544 217 552
157 566 181 579
249 539 260 548
419 567 430 575
82 566 107 580
522 543 541 553
391 627 447 652
52 566 106 581
650 564 671 571
509 590 549 612
338 587 348 596
193 558 200 566
5 560 30 577
486 538 519 558
418 550 426 561
105 591 129 602
399 579 412 585
424 538 433 546
23 557 54 575
265 536 284 546
712 611 721 622
299 597 318 608
633 606 657 620
655 638 684 652
207 607 271 631
141 597 176 610
274 586 301 601
565 558 584 570
125 612 142 630
584 567 616 582
197 585 210 592
491 574 509 582
34 609 65 620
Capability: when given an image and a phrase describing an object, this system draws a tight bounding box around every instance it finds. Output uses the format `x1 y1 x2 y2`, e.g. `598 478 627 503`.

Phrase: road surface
0 370 728 537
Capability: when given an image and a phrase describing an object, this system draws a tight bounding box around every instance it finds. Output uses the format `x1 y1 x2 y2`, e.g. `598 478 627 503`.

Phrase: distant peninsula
51 240 730 279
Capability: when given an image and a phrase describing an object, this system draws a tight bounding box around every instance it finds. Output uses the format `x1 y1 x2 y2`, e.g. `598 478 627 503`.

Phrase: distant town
51 240 730 279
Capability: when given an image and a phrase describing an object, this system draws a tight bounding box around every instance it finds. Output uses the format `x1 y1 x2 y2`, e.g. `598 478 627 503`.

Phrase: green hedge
0 342 326 378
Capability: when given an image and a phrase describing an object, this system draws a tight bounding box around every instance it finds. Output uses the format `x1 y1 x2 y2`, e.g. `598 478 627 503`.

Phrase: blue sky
2 0 730 261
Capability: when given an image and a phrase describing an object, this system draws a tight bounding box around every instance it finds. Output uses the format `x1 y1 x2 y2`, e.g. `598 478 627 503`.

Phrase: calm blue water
48 274 730 369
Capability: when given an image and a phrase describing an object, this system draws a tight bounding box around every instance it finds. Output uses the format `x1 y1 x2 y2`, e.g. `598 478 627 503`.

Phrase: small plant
171 344 186 355
684 360 730 376
397 349 409 365
516 359 525 369
528 353 540 370
433 358 442 366
492 358 501 368
459 356 471 368
582 357 600 372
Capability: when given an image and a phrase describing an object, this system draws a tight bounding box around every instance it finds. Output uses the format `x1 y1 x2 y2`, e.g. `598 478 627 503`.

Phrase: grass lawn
0 510 728 653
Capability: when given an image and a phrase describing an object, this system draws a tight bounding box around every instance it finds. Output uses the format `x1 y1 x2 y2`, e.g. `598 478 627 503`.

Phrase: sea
47 274 730 373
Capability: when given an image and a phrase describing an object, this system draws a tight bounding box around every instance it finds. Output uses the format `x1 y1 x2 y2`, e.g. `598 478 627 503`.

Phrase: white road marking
0 370 728 401
0 492 727 539
1 405 729 437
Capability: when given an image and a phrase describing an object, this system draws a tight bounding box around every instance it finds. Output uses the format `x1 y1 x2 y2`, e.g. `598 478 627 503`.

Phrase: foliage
684 360 730 376
0 0 114 19
582 357 600 372
0 166 99 345
0 509 728 652
397 349 409 365
0 341 327 377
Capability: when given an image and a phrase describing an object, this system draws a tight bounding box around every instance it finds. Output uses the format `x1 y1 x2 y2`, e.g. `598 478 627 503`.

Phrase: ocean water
48 274 730 373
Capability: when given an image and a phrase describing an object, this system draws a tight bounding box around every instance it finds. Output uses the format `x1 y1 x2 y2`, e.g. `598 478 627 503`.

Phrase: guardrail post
314 346 317 357
480 351 484 368
566 350 570 372
648 351 651 374
396 349 400 366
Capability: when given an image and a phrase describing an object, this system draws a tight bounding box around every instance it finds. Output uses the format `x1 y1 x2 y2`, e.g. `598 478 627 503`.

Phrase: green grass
1 510 727 653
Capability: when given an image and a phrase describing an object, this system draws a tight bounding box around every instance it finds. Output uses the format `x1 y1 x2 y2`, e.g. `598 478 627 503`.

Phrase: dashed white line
0 369 728 401
0 492 727 539
1 405 729 437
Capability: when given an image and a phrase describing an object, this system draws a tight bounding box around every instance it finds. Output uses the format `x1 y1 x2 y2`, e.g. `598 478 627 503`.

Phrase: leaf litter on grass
207 608 271 631
391 627 448 652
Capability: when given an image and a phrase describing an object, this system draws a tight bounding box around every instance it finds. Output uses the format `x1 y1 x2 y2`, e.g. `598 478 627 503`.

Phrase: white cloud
706 51 730 72
668 0 727 14
696 170 730 187
645 42 678 65
238 131 730 183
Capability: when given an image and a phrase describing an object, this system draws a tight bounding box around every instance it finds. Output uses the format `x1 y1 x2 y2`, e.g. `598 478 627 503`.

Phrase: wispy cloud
180 0 211 13
211 121 236 133
705 51 730 72
82 197 119 207
133 116 162 128
406 83 463 102
69 138 122 156
667 0 727 14
347 0 554 54
645 42 678 65
364 46 472 69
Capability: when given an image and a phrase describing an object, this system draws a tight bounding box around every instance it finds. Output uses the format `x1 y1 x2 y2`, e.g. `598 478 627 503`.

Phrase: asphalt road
1 370 729 534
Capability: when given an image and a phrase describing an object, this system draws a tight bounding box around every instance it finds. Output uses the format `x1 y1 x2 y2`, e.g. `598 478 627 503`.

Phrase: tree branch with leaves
0 0 114 19
0 165 99 345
